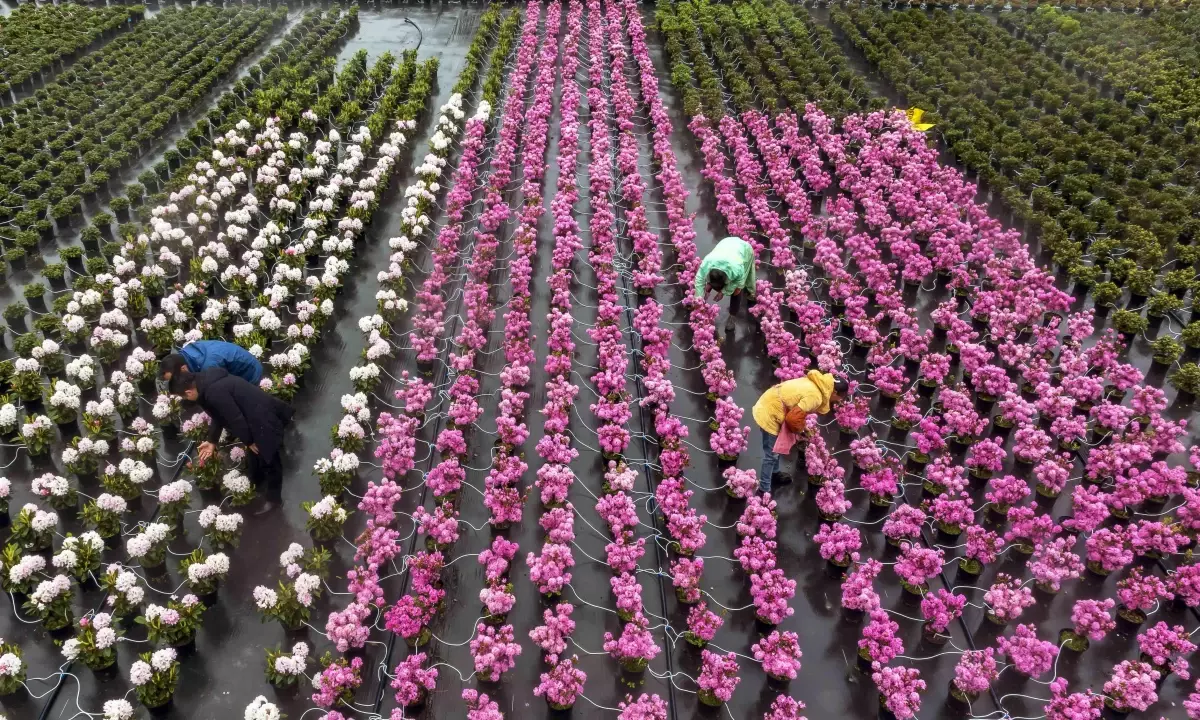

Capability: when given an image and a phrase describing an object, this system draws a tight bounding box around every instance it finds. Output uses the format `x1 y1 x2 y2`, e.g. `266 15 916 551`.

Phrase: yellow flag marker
905 107 935 132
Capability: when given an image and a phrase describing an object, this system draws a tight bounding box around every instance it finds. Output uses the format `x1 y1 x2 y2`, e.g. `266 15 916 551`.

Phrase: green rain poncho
693 236 756 299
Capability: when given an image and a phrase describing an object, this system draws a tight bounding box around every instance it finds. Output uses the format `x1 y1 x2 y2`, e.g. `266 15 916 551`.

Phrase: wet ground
1 3 1195 720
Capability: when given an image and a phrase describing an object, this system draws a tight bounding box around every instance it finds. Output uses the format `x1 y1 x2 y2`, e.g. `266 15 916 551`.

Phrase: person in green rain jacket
694 236 756 330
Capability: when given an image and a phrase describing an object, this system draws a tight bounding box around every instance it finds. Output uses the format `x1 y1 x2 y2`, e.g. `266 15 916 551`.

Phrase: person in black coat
171 367 294 512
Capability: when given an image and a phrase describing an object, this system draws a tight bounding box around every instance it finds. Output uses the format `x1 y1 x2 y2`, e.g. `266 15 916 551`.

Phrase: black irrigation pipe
35 439 196 720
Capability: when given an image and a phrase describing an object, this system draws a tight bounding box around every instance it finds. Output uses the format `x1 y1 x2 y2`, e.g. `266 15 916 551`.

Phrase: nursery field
0 1 1198 720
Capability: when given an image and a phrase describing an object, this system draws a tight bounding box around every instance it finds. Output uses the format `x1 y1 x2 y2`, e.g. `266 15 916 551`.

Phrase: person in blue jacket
159 340 264 386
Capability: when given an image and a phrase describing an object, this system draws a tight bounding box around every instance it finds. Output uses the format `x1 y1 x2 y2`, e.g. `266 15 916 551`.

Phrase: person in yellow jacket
752 370 847 493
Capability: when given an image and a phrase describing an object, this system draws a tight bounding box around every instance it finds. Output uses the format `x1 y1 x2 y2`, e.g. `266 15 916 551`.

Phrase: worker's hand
732 288 742 296
249 443 260 455
197 441 215 464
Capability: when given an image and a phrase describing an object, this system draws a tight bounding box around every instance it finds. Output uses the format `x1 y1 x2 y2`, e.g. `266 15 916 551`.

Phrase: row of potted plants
1008 6 1200 126
0 6 287 242
0 1 143 96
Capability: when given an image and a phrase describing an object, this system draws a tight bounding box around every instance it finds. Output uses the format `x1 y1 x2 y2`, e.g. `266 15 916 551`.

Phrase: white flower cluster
222 470 251 495
186 552 230 584
102 698 134 720
340 393 371 422
24 503 58 532
21 415 53 438
157 479 193 505
125 522 170 558
0 652 23 677
349 363 380 385
252 585 278 610
106 564 145 606
336 415 365 440
272 641 309 676
294 573 320 607
31 574 72 609
245 696 282 720
0 404 17 429
117 458 155 485
48 381 81 411
96 493 128 513
8 553 45 585
31 473 70 499
307 495 347 523
62 353 91 383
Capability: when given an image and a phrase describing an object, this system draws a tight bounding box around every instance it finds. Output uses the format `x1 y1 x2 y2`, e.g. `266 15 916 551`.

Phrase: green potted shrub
1182 321 1200 355
60 246 85 274
1150 336 1184 367
22 283 46 312
4 247 25 272
1164 269 1194 298
85 256 108 277
1147 292 1183 319
80 225 102 252
3 302 28 333
1170 362 1200 401
1112 309 1148 337
109 196 130 222
1092 281 1122 309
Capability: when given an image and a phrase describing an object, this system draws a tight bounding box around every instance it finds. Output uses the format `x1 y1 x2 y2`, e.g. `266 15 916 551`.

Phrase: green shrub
1151 336 1184 365
1170 362 1200 396
1148 293 1184 318
1112 309 1148 336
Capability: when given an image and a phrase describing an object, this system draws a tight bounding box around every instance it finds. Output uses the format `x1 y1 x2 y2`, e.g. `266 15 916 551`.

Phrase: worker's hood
806 369 835 415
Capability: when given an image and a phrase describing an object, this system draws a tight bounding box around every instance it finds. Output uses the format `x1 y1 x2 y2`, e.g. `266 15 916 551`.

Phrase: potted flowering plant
313 449 359 496
62 612 122 670
81 493 127 539
131 648 179 710
950 649 997 705
186 451 226 491
53 532 105 583
136 596 205 647
265 641 310 688
303 495 350 541
179 549 230 598
11 503 57 551
0 639 25 695
126 522 172 569
24 575 74 631
222 469 256 506
197 505 244 550
254 575 321 632
32 473 77 512
696 649 740 707
20 415 54 456
101 458 153 500
534 655 585 711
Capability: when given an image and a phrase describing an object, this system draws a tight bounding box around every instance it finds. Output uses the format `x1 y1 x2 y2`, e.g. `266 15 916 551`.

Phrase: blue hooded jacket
179 341 264 384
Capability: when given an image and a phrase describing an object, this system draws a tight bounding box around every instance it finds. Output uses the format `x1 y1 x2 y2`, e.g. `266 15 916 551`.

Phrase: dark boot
771 472 792 490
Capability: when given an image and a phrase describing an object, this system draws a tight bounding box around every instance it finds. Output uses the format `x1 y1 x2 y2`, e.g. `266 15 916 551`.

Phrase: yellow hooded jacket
752 370 836 436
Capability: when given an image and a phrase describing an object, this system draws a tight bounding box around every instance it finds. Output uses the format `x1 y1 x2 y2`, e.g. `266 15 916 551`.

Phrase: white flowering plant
0 639 25 695
134 595 205 647
222 469 256 506
0 402 19 436
198 505 244 549
155 479 193 526
130 648 178 709
120 418 158 462
19 415 53 457
82 394 118 441
11 358 42 402
100 565 145 618
180 410 212 442
81 493 128 539
313 449 359 496
101 457 153 501
264 642 309 687
32 472 77 512
245 695 283 720
46 380 82 425
23 574 74 630
64 612 122 670
63 437 110 477
0 477 9 516
151 393 182 427
179 548 230 596
349 362 381 393
10 503 58 551
54 532 105 582
253 576 318 632
64 354 96 390
1 544 45 595
301 495 349 542
125 522 172 569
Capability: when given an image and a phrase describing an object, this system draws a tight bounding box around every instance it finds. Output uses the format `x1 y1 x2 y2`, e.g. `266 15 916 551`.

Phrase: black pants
729 291 755 316
247 450 283 503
